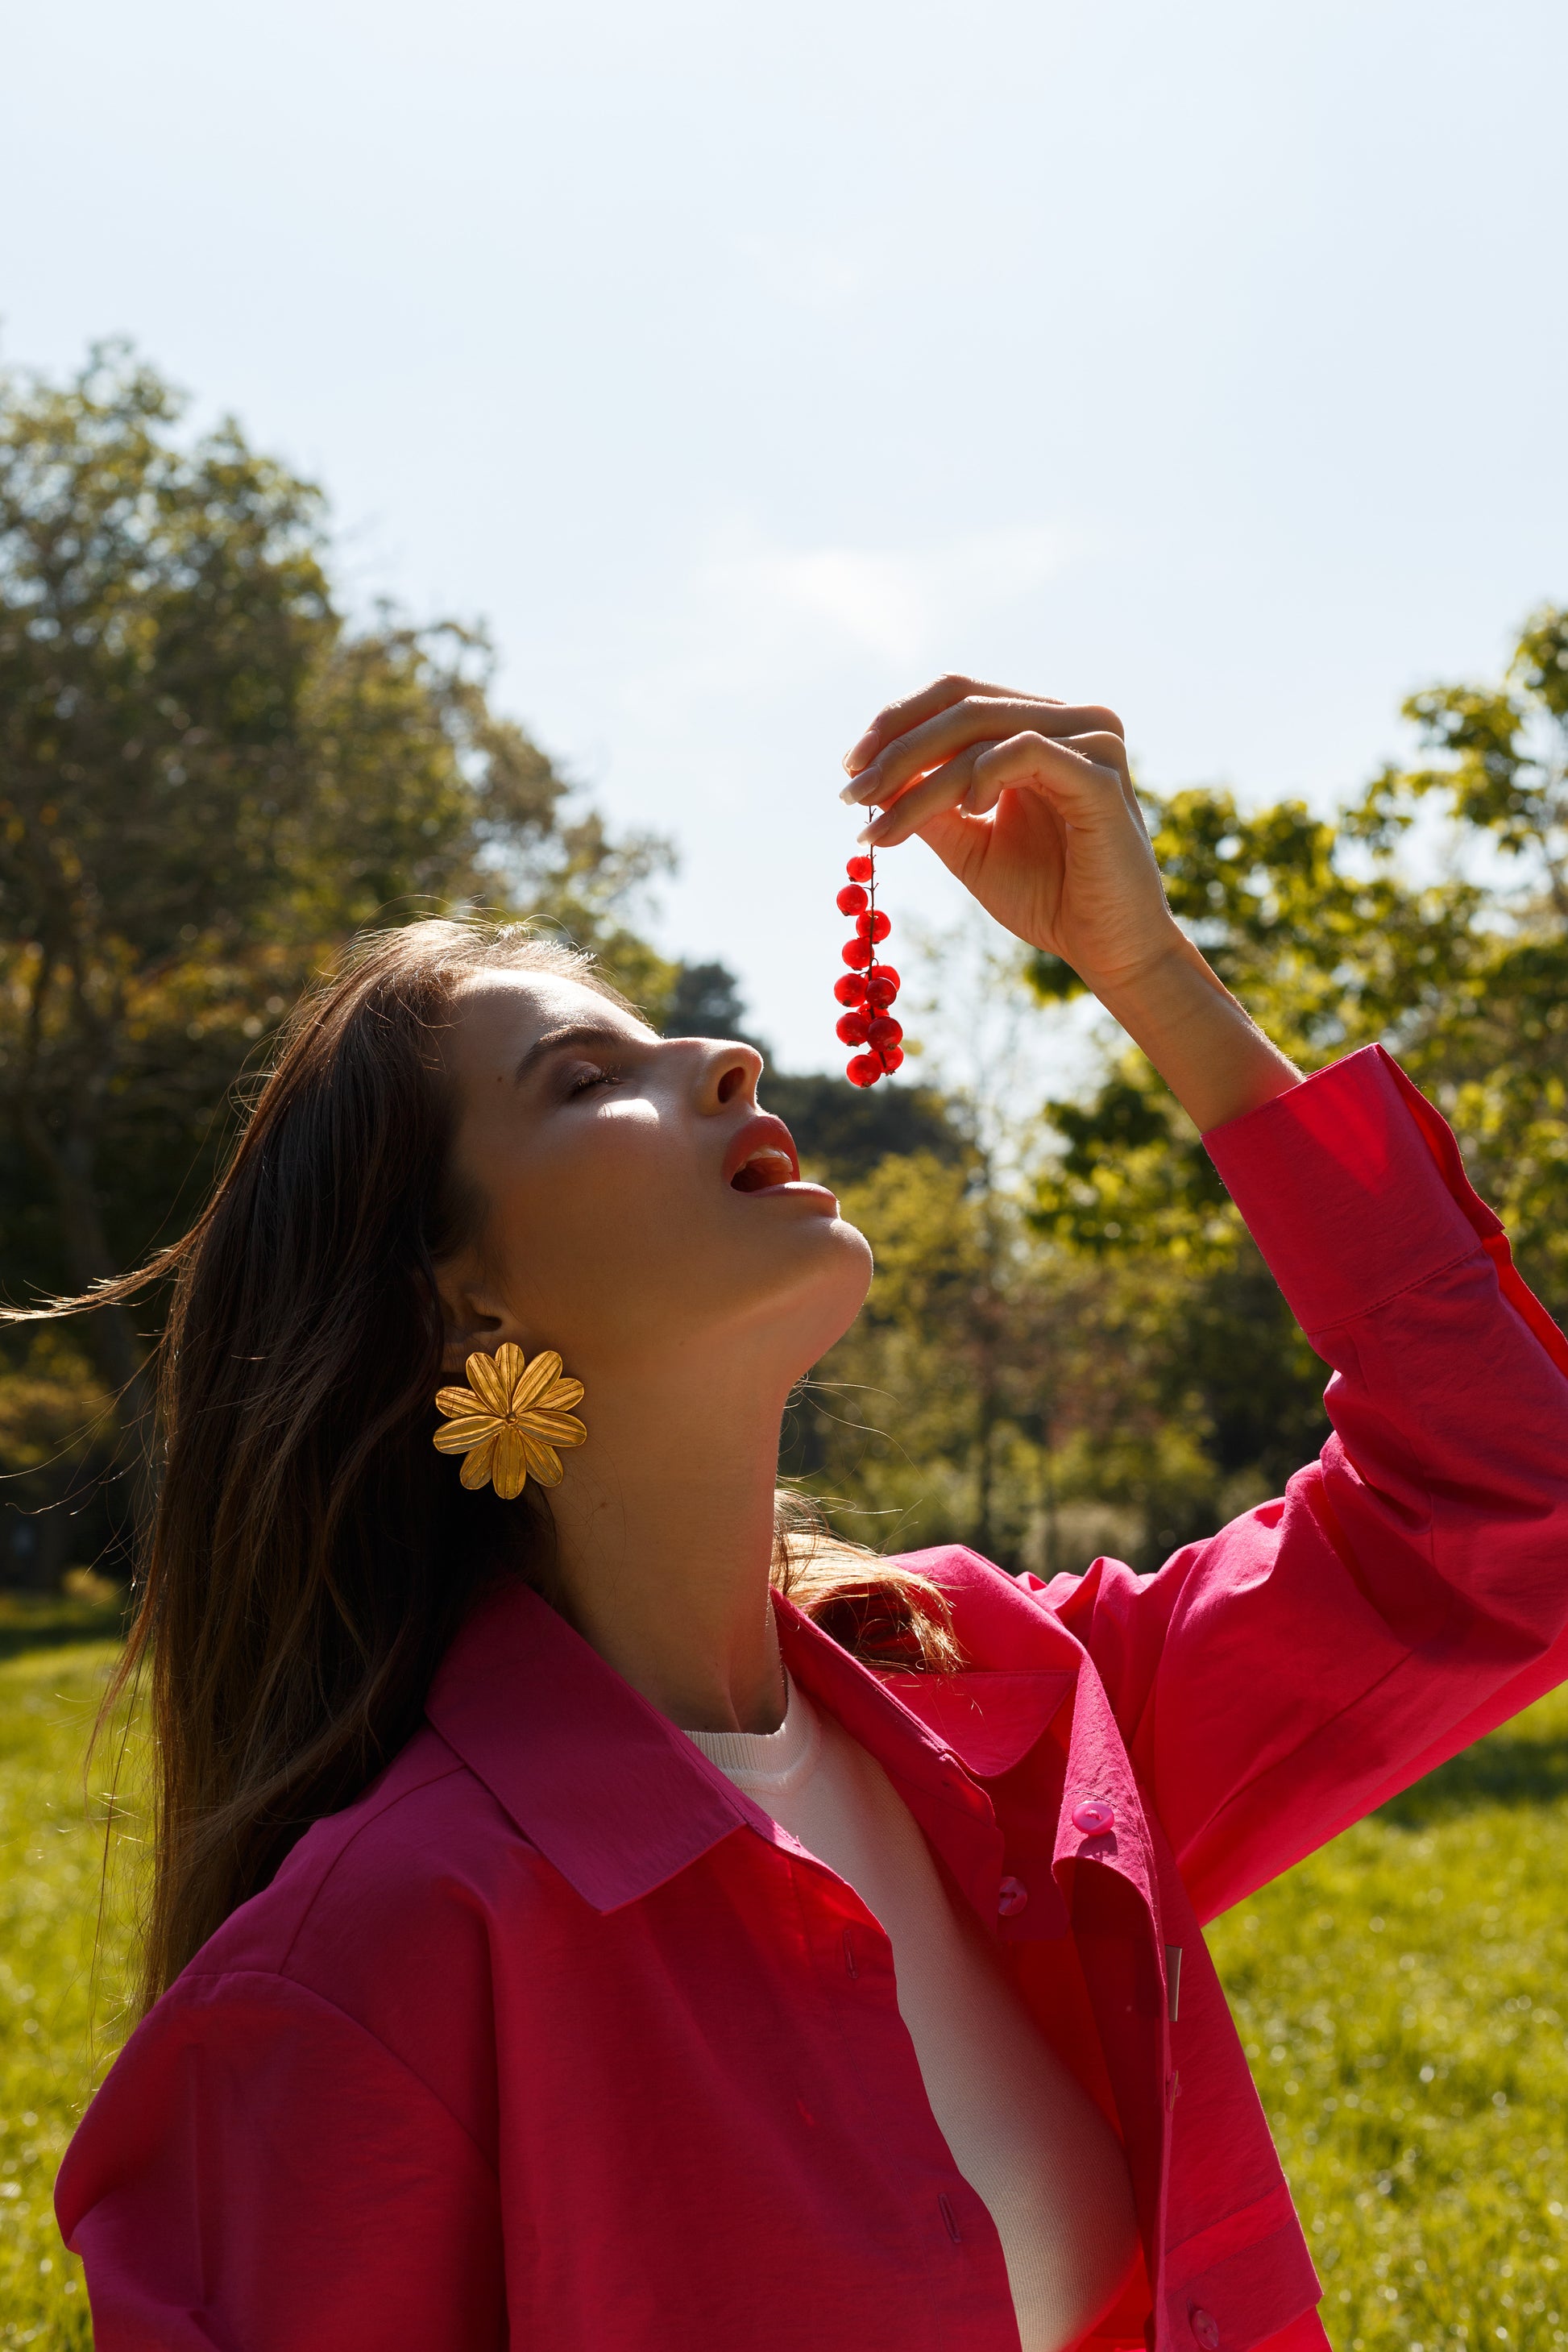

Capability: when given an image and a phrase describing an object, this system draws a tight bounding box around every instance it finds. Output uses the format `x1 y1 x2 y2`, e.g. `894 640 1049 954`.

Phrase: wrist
1071 922 1198 1018
1086 932 1301 1134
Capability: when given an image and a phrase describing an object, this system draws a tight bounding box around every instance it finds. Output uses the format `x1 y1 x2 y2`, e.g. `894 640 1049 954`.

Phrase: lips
724 1114 802 1193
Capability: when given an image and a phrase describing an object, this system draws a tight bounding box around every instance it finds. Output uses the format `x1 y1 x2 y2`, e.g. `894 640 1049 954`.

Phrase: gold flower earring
433 1345 587 1499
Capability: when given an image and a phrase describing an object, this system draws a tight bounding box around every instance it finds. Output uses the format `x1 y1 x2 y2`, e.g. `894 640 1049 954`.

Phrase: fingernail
838 783 861 806
842 732 876 777
855 819 882 846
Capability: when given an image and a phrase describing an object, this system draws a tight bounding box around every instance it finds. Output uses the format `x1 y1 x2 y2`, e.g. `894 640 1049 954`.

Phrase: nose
691 1037 763 1114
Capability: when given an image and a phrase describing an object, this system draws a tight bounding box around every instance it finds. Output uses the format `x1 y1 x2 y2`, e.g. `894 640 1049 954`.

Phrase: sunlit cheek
503 1109 699 1300
575 1098 682 1198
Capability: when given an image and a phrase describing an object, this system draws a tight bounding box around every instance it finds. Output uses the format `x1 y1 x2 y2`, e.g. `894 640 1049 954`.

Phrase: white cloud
637 518 1082 706
727 230 873 316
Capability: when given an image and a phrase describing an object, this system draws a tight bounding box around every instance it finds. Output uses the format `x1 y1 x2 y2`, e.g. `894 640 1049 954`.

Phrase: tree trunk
54 1143 154 1414
973 1313 1001 1561
17 1101 158 1493
1031 1407 1059 1581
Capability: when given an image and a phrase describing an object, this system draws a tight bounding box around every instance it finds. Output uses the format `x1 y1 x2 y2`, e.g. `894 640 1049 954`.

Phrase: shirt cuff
1201 1043 1494 1336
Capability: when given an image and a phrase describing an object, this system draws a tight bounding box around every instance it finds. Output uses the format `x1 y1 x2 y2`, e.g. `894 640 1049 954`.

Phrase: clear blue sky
5 0 1564 1070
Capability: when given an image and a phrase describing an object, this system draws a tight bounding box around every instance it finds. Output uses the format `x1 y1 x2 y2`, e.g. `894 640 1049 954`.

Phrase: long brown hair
9 919 956 2021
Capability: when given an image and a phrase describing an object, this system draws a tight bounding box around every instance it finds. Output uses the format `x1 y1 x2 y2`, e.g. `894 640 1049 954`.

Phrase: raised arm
844 674 1568 1919
1030 1043 1568 1919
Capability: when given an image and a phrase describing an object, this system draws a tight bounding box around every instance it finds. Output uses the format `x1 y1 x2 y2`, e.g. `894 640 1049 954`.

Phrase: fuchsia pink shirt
57 1045 1568 2352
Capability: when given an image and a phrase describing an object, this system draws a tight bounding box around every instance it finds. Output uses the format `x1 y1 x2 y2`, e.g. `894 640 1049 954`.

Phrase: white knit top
685 1674 1139 2352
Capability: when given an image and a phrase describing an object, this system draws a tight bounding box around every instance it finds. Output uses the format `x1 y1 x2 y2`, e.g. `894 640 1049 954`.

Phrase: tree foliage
0 348 671 1336
1030 607 1567 1320
0 346 673 1573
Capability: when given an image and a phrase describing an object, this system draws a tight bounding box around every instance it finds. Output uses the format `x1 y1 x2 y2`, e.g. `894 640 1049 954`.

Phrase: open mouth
724 1115 803 1193
730 1147 799 1193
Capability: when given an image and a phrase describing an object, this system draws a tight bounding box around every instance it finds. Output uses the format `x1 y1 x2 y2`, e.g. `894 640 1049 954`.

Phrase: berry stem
865 850 879 1018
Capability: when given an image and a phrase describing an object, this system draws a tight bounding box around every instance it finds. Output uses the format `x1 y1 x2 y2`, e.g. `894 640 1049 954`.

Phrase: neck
538 1346 790 1735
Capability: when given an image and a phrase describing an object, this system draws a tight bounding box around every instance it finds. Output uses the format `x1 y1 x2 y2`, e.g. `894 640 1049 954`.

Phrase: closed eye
564 1060 624 1097
514 1017 656 1093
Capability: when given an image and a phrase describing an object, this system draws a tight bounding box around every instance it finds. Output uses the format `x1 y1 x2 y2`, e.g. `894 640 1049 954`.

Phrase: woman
48 678 1568 2352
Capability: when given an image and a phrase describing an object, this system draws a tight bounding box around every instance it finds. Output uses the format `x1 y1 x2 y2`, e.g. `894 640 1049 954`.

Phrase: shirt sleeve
55 1968 505 2352
1023 1043 1568 1924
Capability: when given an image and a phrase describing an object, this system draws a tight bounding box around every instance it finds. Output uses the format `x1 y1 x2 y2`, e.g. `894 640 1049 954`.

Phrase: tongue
732 1155 792 1193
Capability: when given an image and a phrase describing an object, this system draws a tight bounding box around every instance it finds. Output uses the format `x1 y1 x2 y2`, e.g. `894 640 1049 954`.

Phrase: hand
840 674 1302 1132
840 674 1176 996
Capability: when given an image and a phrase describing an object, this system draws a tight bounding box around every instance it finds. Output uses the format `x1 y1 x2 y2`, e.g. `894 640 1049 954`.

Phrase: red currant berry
845 855 874 883
866 1014 902 1051
854 908 892 944
841 938 873 970
865 969 900 1008
836 883 869 915
877 1044 905 1074
833 972 869 1007
846 1052 882 1088
836 1009 872 1046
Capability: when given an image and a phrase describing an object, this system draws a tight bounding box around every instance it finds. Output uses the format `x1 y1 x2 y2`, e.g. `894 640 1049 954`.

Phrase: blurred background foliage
0 348 677 1579
2 345 1565 1595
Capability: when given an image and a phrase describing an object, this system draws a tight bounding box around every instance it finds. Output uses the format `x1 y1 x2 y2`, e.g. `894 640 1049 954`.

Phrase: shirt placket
781 1836 1027 2352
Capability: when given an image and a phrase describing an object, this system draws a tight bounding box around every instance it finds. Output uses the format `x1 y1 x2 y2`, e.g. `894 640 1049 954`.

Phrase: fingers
859 728 1130 850
841 672 1020 780
965 728 1130 817
857 745 987 848
842 689 1126 811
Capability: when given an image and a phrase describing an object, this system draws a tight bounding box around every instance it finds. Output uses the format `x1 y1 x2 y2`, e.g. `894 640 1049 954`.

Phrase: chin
786 1216 875 1356
830 1210 873 1277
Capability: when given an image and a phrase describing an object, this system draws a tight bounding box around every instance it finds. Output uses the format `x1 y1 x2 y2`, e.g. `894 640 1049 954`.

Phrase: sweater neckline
682 1672 822 1794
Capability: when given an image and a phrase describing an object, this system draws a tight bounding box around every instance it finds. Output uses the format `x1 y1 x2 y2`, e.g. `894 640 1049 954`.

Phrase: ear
431 1247 531 1381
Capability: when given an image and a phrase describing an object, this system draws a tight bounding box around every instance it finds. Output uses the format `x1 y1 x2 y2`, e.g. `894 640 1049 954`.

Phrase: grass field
2 1608 1566 2350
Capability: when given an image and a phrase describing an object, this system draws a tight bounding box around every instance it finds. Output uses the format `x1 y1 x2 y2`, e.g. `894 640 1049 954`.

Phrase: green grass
0 1634 137 2350
1209 1682 1568 2350
0 1592 128 1669
1 1639 1565 2349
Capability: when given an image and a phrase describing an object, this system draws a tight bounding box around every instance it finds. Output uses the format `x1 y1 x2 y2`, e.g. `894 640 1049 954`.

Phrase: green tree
790 1150 1043 1564
1375 604 1568 1305
790 1143 1222 1574
0 346 677 1582
0 346 672 1425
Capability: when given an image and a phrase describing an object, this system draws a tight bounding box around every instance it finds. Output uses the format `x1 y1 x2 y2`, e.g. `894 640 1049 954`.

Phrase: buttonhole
842 1926 858 1980
939 2193 962 2245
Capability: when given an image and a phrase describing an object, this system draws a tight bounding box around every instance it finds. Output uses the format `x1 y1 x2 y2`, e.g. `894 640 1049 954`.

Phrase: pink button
996 1875 1028 1917
1071 1798 1115 1837
1190 2309 1220 2350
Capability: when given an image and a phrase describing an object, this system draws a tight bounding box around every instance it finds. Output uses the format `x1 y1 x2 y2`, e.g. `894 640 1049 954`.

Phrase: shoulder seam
275 1741 475 1978
160 1967 498 2177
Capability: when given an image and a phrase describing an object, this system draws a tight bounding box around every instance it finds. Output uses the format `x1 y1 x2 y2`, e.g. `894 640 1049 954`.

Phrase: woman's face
434 971 873 1391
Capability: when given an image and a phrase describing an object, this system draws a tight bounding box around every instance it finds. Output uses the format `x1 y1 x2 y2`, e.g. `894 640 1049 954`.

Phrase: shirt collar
424 1570 1076 1915
424 1576 752 1913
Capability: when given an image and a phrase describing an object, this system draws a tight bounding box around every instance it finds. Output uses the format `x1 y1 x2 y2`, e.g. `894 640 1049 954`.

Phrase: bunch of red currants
834 852 902 1087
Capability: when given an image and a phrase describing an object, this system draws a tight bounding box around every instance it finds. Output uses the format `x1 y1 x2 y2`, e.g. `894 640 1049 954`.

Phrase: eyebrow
512 1018 650 1086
